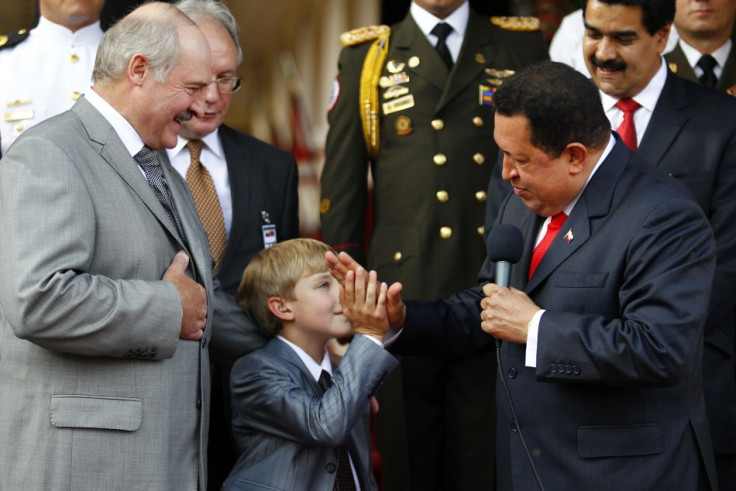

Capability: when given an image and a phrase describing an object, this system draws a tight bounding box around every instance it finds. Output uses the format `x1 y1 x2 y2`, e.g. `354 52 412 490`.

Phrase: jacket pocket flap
50 395 142 432
578 424 663 458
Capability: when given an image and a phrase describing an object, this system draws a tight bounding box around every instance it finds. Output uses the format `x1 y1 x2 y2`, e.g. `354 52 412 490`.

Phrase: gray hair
175 0 242 66
93 2 195 85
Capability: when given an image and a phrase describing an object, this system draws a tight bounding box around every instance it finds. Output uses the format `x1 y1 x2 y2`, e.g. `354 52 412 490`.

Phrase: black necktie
134 145 186 241
431 22 454 70
318 370 356 491
697 54 718 89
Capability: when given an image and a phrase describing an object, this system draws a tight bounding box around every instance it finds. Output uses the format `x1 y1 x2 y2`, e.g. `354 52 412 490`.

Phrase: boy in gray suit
223 238 398 490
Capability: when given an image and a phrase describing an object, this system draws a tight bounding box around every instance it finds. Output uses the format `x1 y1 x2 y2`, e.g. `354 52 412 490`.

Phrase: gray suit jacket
0 96 244 489
223 335 398 490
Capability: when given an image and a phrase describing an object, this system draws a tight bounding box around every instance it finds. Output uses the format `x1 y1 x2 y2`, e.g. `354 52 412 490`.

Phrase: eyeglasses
214 76 243 93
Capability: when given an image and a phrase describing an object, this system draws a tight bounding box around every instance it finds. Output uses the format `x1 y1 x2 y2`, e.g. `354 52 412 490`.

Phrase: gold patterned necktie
185 139 227 274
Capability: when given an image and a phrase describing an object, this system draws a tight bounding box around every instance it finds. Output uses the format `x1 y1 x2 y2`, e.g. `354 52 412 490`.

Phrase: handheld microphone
486 224 545 490
487 224 524 287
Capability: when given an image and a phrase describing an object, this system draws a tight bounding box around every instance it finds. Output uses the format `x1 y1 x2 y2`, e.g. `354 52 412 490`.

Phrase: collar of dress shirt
410 0 469 50
277 335 333 381
84 88 144 158
169 129 225 163
33 15 103 47
678 37 732 76
600 55 668 114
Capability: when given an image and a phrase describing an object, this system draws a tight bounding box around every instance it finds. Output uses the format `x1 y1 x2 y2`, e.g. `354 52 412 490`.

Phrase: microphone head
487 224 524 263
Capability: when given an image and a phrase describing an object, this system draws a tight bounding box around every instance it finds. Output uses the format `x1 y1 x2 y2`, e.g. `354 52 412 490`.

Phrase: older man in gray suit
0 3 261 489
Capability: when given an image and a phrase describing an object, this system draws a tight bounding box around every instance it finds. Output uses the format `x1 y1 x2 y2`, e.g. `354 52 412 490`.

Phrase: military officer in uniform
320 1 547 489
0 0 105 155
665 0 736 95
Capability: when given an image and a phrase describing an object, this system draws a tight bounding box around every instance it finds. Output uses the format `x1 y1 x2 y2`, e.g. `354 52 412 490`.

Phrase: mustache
174 110 194 123
590 56 626 72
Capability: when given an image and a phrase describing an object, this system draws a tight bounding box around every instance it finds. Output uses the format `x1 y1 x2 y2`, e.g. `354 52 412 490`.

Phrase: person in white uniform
0 0 105 155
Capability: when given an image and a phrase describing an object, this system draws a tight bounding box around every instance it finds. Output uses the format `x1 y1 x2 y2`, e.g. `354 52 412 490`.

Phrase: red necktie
615 98 641 151
529 212 567 280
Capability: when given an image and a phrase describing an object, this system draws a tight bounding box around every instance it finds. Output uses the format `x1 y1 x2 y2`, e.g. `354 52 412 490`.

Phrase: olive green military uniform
320 9 547 491
665 41 736 96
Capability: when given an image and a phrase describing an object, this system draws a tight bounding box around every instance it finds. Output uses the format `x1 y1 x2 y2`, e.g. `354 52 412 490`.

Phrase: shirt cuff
525 309 546 367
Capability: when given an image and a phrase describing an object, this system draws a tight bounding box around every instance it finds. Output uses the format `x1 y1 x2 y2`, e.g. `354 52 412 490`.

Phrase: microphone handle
495 261 511 288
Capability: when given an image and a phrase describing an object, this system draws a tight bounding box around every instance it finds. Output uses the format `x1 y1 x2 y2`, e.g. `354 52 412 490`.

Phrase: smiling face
583 0 670 98
495 113 585 217
137 25 211 150
286 272 353 345
180 19 238 140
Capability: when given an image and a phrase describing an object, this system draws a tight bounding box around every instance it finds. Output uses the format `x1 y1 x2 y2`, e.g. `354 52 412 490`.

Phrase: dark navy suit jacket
395 139 719 490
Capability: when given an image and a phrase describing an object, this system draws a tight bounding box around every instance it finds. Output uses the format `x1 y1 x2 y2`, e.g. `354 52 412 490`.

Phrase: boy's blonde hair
237 238 334 336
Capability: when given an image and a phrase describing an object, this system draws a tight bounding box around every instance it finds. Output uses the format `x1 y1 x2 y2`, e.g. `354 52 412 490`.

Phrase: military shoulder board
340 25 391 46
490 16 541 32
0 28 30 51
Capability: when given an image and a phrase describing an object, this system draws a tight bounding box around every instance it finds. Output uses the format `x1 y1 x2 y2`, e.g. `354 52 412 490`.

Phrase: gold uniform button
320 198 331 214
473 153 485 165
440 226 452 239
431 119 444 130
475 190 487 202
472 116 483 127
477 226 485 236
433 153 447 166
69 54 79 63
393 251 402 262
71 91 81 101
18 29 27 35
436 190 449 202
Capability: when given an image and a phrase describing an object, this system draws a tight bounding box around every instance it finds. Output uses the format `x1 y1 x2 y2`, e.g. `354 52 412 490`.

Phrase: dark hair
494 61 610 157
582 0 675 35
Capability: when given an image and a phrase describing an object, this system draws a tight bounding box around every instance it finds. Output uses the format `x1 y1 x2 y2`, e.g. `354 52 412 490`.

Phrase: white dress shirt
678 37 732 81
410 0 470 63
0 16 103 154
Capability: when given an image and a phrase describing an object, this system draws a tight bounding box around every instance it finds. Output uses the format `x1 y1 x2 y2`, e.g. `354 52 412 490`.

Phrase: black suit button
564 364 572 374
196 398 201 409
511 422 518 433
573 366 581 375
201 336 207 349
326 463 337 474
550 364 557 373
507 367 517 379
557 363 565 373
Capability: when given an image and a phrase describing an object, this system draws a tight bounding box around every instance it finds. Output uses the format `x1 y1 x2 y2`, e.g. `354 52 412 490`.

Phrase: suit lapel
264 338 323 395
393 16 450 93
524 139 630 292
718 45 736 92
73 97 190 251
638 71 689 167
437 11 491 111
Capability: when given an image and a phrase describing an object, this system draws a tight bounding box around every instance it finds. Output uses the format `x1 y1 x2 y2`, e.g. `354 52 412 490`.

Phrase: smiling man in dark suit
166 1 300 488
329 60 719 490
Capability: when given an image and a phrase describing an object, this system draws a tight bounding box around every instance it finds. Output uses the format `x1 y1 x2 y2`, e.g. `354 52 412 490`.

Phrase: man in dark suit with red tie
329 60 720 490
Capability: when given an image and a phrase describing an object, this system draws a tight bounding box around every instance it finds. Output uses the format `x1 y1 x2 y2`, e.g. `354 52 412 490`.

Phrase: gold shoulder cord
359 29 391 159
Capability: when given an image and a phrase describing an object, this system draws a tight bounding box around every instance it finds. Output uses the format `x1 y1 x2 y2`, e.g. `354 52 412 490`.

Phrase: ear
654 24 671 54
128 53 148 87
267 297 294 322
564 142 588 176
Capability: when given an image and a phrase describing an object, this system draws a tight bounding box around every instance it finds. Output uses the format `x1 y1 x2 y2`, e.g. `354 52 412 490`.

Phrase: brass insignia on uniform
18 29 27 35
71 91 81 101
0 35 8 47
475 53 486 64
408 56 420 68
382 94 415 115
486 78 504 87
383 85 409 100
386 59 406 73
395 115 412 136
4 109 34 122
379 72 410 88
727 85 736 97
668 62 678 73
320 198 331 214
490 16 541 31
5 99 30 107
340 24 390 46
486 68 515 78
